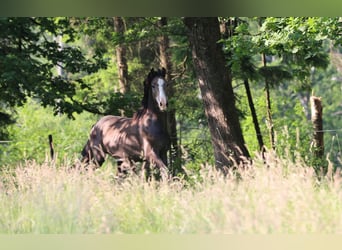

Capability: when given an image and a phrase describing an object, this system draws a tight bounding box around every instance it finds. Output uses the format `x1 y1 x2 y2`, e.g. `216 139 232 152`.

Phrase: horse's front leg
142 139 169 180
146 151 169 181
117 158 140 177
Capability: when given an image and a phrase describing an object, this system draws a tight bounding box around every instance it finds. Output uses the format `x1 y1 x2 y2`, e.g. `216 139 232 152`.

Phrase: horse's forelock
159 67 166 77
147 68 156 84
155 68 166 78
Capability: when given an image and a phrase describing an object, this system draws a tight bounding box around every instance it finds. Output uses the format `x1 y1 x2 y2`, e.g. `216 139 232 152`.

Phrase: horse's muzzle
159 101 168 111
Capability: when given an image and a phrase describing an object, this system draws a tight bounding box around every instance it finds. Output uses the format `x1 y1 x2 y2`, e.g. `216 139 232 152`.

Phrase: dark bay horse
80 68 170 177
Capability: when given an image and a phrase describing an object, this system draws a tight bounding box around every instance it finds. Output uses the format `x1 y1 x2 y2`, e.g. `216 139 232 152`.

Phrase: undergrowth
0 152 342 233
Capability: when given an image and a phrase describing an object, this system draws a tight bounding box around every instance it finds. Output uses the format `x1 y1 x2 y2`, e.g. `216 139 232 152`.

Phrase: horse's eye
152 85 156 89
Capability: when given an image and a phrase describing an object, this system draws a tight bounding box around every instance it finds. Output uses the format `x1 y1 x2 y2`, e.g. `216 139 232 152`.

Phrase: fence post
310 96 325 173
48 134 54 162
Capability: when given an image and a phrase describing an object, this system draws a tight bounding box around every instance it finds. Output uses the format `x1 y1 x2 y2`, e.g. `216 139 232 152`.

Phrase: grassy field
1 152 342 233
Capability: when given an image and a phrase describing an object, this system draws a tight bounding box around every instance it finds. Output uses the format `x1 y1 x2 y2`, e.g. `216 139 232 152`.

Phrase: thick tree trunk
184 17 250 171
158 17 172 81
157 17 181 175
113 17 129 93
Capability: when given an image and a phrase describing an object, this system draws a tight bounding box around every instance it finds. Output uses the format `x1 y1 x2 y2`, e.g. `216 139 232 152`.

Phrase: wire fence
1 128 342 144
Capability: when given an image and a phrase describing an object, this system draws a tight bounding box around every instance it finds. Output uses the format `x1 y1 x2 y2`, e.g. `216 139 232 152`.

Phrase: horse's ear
161 67 166 77
146 68 155 83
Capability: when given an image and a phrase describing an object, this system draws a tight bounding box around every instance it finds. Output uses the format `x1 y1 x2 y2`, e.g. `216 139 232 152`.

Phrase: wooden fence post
48 134 54 161
310 96 324 171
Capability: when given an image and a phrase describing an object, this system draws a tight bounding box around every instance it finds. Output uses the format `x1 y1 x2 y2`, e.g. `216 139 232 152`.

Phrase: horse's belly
108 138 143 161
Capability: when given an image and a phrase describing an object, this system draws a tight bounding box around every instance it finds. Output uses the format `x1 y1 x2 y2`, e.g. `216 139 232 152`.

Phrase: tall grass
1 152 342 233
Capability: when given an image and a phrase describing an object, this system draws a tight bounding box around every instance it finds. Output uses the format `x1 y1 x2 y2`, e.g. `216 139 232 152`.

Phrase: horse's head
144 68 169 112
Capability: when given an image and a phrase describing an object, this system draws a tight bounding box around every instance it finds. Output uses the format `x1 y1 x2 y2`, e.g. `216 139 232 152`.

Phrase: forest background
0 17 341 175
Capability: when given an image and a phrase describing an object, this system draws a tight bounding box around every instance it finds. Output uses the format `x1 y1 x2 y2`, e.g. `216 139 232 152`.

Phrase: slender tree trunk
113 17 129 93
184 17 250 171
157 17 182 176
244 78 264 152
262 53 275 150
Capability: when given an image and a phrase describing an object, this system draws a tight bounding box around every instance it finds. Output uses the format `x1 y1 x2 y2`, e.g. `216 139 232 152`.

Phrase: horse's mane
133 68 166 120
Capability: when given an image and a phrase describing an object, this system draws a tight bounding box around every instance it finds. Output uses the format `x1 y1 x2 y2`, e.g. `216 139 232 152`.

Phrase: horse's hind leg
142 161 152 181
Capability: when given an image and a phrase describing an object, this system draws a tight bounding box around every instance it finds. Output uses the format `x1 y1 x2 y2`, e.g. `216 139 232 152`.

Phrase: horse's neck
146 90 160 116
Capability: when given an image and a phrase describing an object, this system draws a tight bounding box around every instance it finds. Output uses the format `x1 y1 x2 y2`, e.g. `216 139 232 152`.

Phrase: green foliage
179 118 214 171
0 17 106 139
312 64 342 168
0 99 95 166
255 17 331 85
75 64 141 116
272 88 312 161
222 17 342 170
237 83 268 154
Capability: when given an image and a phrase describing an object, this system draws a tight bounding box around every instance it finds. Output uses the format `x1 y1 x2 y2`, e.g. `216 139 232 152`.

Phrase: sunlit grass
1 152 342 233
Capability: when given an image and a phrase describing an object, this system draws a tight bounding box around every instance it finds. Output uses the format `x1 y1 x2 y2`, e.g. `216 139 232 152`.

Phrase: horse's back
91 115 142 160
89 115 120 144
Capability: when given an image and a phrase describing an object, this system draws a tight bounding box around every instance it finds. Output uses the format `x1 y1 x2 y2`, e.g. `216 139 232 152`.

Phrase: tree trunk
157 17 182 175
244 78 265 152
262 53 275 150
113 17 129 93
158 17 172 81
184 17 250 171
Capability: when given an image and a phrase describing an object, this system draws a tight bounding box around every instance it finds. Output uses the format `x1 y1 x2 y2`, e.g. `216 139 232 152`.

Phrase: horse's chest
142 116 168 145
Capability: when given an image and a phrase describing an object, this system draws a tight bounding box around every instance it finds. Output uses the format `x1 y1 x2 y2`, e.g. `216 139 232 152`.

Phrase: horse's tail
80 137 105 167
81 139 92 164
